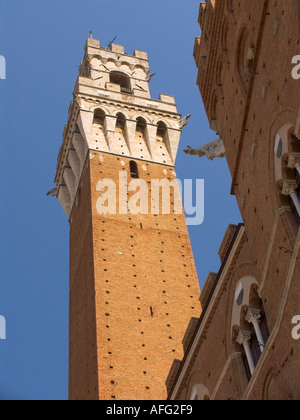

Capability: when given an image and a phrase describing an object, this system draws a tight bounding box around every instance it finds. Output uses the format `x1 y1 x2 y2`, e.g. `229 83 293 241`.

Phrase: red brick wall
69 152 201 400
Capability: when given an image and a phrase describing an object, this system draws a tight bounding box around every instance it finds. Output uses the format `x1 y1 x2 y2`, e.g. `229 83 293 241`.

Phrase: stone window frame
231 277 270 380
274 122 300 223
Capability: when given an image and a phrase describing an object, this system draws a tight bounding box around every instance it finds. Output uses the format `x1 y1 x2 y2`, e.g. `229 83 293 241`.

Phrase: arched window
136 117 147 135
110 71 132 94
157 121 167 138
274 123 300 224
130 161 139 179
232 278 270 380
94 109 106 125
116 112 126 130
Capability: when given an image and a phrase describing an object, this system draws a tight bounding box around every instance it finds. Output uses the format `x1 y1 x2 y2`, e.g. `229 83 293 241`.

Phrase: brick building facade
167 0 300 400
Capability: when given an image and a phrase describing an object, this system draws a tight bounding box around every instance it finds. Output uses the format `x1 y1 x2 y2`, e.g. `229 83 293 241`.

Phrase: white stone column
246 309 265 353
237 330 255 376
282 180 300 216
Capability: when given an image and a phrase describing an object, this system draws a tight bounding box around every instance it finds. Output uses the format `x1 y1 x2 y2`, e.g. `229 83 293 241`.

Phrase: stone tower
53 37 201 400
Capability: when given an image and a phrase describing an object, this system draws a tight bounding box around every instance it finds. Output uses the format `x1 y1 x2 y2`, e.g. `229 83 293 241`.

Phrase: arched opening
130 161 139 179
116 113 126 130
94 109 106 125
274 123 300 225
232 277 270 381
157 121 167 138
136 117 147 135
110 71 132 94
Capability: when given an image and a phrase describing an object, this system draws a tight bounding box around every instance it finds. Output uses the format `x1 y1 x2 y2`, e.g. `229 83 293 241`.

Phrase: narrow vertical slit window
130 161 139 179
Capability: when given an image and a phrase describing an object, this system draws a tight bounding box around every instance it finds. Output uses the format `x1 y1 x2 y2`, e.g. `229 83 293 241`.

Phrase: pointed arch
93 108 106 125
116 112 126 129
136 117 147 134
156 121 168 138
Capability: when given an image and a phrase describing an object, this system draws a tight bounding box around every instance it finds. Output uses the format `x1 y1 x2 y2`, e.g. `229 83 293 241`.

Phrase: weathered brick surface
69 153 201 400
69 159 99 400
170 0 300 401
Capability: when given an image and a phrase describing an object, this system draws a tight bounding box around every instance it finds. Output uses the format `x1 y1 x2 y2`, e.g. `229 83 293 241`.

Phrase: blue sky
0 0 241 400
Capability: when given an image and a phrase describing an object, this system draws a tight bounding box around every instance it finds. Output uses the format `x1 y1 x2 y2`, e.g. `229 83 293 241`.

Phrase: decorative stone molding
200 272 218 308
246 308 265 353
281 179 298 196
236 330 255 376
288 152 300 172
236 330 251 346
50 38 185 219
165 360 182 395
218 225 238 262
182 318 201 354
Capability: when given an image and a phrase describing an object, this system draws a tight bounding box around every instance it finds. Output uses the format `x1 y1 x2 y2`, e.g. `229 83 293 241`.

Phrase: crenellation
54 38 185 219
110 43 125 55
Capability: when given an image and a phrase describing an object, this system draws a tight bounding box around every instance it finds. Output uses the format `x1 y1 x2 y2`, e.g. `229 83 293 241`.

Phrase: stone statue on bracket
184 138 226 161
